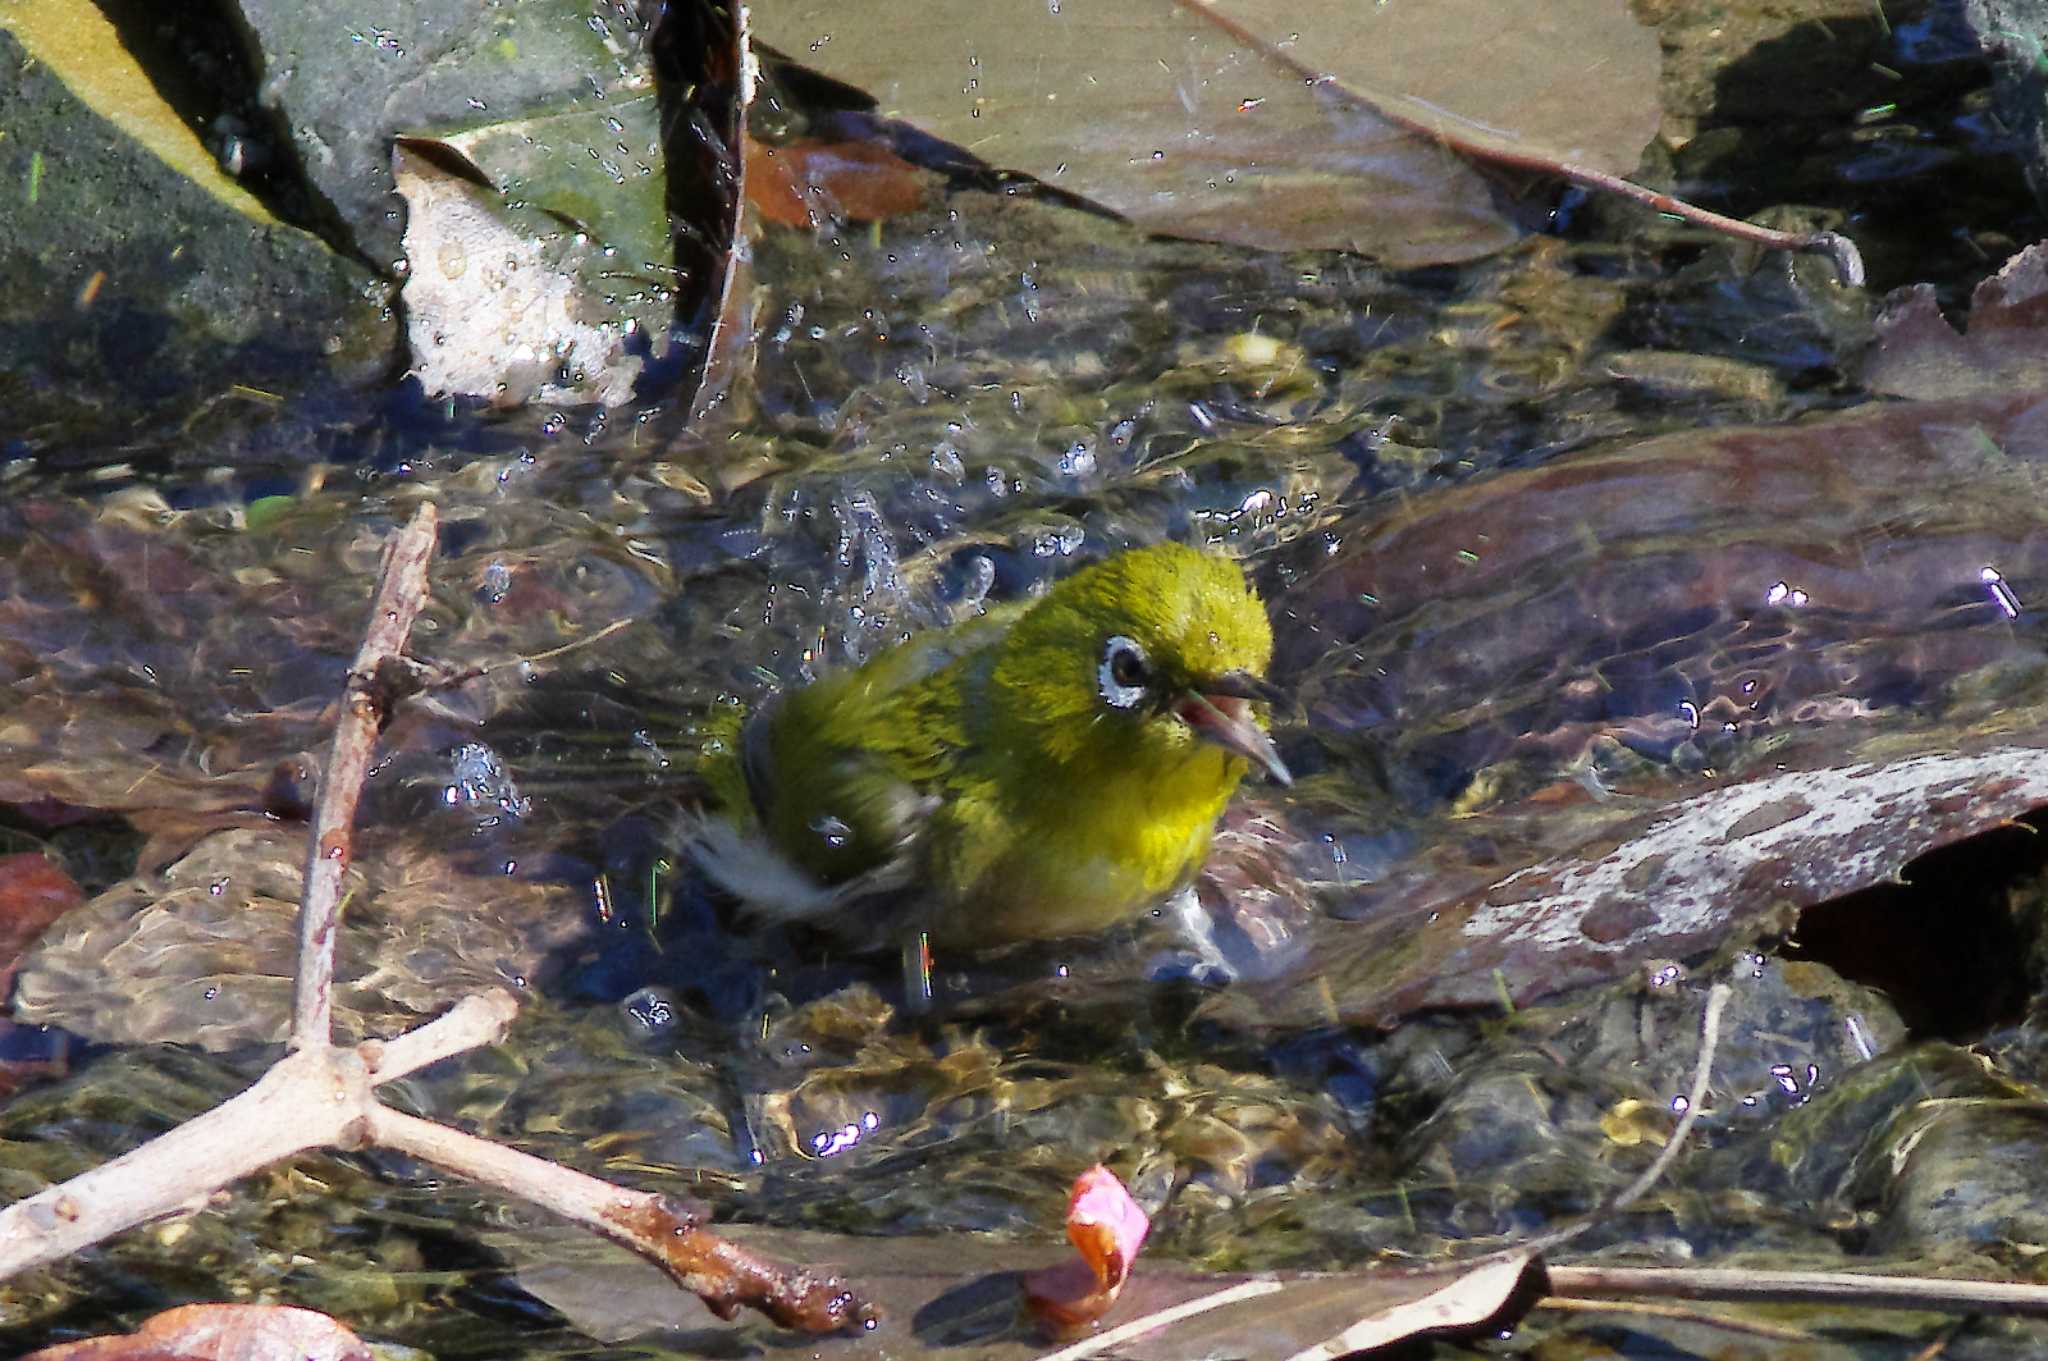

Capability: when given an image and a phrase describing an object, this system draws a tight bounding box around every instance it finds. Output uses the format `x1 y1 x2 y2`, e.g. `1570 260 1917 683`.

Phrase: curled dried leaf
1024 1164 1152 1335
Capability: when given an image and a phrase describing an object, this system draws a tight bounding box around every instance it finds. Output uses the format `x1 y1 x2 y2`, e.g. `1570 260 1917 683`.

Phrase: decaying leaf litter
6 0 2048 1356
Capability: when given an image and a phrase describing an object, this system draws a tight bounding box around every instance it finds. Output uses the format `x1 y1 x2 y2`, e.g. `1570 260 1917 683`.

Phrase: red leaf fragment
0 852 84 996
1023 1164 1151 1336
745 135 930 229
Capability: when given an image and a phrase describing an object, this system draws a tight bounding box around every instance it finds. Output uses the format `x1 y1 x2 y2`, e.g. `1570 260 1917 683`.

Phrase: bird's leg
1143 885 1238 987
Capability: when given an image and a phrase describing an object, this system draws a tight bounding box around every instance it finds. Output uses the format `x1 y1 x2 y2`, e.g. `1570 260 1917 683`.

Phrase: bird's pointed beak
1176 676 1293 786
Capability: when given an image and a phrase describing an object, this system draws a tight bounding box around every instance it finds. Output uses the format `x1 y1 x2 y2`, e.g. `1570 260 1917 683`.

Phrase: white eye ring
1099 634 1150 709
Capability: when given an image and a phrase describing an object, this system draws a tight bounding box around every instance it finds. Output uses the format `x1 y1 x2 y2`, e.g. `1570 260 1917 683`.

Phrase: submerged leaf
231 0 659 265
505 1223 1540 1359
746 136 932 229
750 0 1659 264
395 141 651 407
1864 239 2048 399
0 854 82 996
1211 386 2048 1028
21 1302 372 1361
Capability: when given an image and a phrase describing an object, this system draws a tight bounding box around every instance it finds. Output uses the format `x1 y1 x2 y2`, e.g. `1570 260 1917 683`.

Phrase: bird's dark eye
1099 634 1151 709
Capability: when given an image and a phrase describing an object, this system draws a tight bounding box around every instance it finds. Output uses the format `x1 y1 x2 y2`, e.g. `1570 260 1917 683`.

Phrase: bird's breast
927 750 1240 946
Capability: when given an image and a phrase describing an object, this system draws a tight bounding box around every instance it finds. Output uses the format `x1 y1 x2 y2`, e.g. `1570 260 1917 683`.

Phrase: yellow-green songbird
691 541 1290 961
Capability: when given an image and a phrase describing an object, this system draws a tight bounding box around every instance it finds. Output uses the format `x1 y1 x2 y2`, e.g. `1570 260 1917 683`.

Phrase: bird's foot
1143 886 1239 988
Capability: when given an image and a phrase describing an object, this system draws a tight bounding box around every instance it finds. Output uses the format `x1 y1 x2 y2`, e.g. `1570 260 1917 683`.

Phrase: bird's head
990 542 1290 787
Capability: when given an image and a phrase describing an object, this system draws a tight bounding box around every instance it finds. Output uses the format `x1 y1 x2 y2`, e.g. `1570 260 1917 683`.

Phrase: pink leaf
1023 1164 1151 1335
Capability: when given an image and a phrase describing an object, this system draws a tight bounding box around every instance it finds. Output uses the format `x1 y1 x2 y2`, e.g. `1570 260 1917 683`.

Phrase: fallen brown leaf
21 1301 373 1361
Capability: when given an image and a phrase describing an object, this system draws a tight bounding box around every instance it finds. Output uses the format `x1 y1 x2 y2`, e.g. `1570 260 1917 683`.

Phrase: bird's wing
706 690 945 943
838 602 1024 697
698 602 1024 942
690 802 928 932
736 687 784 824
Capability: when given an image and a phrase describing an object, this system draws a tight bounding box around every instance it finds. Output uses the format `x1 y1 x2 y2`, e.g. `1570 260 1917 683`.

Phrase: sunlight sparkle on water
811 1111 882 1158
1764 580 1809 607
1982 565 2022 618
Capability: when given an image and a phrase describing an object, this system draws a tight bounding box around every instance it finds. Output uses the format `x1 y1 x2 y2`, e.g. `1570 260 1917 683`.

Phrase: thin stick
0 507 873 1333
1534 1294 1819 1343
1908 1322 1962 1361
1602 982 1728 1217
0 1054 341 1275
291 504 439 1050
1545 1267 2048 1320
361 990 519 1083
0 1013 498 1277
1034 1280 1285 1361
1172 0 1865 286
366 1106 873 1332
418 616 635 693
1459 982 1730 1269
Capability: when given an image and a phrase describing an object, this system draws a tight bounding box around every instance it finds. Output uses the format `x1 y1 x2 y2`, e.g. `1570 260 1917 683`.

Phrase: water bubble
446 743 532 819
620 986 682 1040
1983 565 2022 618
477 559 512 605
953 554 995 613
1060 437 1098 478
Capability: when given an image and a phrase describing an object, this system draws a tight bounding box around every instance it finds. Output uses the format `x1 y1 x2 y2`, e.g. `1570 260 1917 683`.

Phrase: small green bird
692 541 1290 976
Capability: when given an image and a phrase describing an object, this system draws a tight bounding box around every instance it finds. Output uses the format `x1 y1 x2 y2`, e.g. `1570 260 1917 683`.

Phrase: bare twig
1534 1293 1820 1343
1545 1266 2048 1320
415 616 636 695
688 0 757 427
291 505 440 1050
1035 1280 1285 1361
367 1107 872 1332
0 1009 504 1277
1515 982 2048 1328
361 990 520 1084
1459 981 1731 1270
1908 1321 1963 1361
0 505 872 1334
1599 982 1728 1219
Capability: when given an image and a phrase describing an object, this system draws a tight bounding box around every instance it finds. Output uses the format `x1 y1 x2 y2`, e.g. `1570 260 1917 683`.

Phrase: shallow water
7 4 2048 1358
